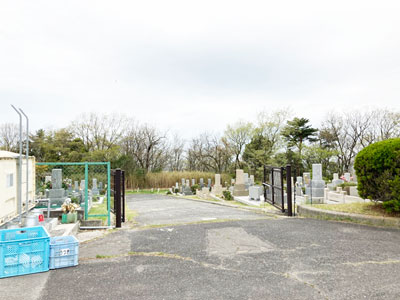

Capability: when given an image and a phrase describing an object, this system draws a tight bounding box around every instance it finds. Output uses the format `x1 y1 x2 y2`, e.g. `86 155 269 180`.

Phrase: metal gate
263 164 293 216
111 168 125 228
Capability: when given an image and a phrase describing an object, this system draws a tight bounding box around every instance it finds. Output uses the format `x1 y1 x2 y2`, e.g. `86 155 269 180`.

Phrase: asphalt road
2 194 400 300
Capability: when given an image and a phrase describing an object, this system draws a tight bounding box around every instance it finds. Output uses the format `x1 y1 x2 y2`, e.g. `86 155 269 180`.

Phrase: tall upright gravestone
49 169 66 207
233 169 249 197
306 164 325 199
211 174 223 195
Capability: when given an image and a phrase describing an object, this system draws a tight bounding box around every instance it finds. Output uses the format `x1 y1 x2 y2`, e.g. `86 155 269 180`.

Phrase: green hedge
354 138 400 212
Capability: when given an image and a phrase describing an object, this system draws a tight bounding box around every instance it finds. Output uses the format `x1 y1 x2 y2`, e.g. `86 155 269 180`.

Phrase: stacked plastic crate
0 227 50 278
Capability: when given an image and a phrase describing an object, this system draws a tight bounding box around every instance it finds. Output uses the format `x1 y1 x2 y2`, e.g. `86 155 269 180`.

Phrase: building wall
0 156 36 224
0 158 17 223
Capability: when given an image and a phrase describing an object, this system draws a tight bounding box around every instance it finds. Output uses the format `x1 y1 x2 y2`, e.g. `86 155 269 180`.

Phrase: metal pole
84 162 88 220
11 105 23 222
280 167 285 212
286 165 293 216
263 166 267 201
115 169 122 228
19 109 29 214
107 162 111 227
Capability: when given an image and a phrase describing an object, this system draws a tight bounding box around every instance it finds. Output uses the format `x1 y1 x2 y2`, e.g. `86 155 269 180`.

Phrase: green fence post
107 162 111 227
85 162 89 220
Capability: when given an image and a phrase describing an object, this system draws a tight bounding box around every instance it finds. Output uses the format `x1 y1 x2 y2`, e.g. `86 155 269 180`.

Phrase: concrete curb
173 195 282 216
297 204 400 228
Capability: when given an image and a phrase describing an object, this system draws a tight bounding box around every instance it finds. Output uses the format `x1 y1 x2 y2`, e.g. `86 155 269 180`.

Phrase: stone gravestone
249 186 263 201
199 178 204 189
48 169 66 207
92 178 99 196
250 175 255 186
233 169 249 196
211 174 223 195
207 178 212 189
303 173 311 187
181 178 185 193
74 181 79 192
99 182 103 191
296 176 303 196
192 179 195 186
305 164 325 201
183 179 193 195
243 173 249 190
45 176 52 183
331 173 344 187
344 173 351 182
199 187 210 199
231 178 235 186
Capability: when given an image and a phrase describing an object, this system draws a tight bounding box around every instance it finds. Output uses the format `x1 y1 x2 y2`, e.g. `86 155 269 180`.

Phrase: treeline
0 109 399 187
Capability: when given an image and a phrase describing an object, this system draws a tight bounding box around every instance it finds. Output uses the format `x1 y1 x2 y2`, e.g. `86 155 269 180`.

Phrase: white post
11 105 22 222
20 109 29 214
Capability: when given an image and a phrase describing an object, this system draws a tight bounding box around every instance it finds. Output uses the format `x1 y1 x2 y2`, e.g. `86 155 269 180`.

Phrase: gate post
263 165 267 201
271 168 275 205
286 164 293 216
280 167 285 212
122 170 126 223
115 168 122 228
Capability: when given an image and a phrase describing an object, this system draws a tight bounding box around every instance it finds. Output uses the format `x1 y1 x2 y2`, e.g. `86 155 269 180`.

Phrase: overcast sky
1 1 400 139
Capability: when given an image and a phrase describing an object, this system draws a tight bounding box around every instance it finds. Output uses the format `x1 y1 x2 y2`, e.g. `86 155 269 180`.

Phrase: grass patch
126 189 169 195
310 202 400 218
88 200 108 225
88 197 138 226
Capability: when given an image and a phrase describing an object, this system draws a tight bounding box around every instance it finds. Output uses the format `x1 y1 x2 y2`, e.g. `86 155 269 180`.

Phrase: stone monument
92 178 99 196
74 181 79 192
199 178 204 188
296 176 303 196
48 169 66 207
249 185 263 200
233 169 249 196
211 174 223 195
344 172 351 182
250 175 255 186
243 173 249 190
305 164 325 202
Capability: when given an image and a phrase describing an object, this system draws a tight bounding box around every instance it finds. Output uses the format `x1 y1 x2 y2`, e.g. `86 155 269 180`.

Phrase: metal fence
35 162 111 226
111 169 125 228
263 164 293 216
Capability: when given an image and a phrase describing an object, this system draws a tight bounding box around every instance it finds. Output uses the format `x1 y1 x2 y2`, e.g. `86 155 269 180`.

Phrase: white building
0 150 36 225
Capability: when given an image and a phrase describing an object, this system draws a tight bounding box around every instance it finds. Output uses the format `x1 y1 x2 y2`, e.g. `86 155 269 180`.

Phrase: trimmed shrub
223 190 233 200
191 184 199 194
354 138 400 211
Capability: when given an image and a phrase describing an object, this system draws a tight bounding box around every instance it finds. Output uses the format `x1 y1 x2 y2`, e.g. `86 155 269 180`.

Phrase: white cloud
1 0 400 139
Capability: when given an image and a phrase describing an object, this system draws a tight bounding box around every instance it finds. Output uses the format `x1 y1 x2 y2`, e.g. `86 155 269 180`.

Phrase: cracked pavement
2 194 400 299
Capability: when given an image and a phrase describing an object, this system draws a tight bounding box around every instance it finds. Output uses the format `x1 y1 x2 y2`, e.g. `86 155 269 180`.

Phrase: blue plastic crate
49 236 79 269
0 226 50 278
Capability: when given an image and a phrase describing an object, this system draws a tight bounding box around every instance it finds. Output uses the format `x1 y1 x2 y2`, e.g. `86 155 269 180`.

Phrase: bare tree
0 123 19 152
362 109 400 146
322 111 373 173
224 121 253 169
122 123 168 172
70 112 131 151
186 133 232 172
167 133 185 171
257 109 291 154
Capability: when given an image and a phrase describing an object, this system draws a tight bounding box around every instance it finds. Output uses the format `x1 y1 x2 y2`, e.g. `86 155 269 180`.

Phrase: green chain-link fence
35 162 111 226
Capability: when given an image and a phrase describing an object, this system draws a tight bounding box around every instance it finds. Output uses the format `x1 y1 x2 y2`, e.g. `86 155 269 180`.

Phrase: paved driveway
2 194 400 299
